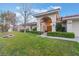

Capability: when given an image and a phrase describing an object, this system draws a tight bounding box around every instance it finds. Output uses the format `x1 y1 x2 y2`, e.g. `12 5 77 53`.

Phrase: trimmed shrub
26 31 43 35
47 32 75 38
20 29 42 35
32 27 37 31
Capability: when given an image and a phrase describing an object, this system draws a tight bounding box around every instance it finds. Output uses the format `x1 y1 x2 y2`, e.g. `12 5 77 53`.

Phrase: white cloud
15 12 37 24
16 6 21 10
32 9 47 14
15 12 24 24
32 5 61 14
47 6 61 11
28 15 37 22
16 12 22 16
53 6 61 9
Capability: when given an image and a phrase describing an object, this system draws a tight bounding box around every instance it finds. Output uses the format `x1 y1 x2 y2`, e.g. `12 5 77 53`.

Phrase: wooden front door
47 23 52 32
47 25 52 32
42 17 52 32
46 19 52 32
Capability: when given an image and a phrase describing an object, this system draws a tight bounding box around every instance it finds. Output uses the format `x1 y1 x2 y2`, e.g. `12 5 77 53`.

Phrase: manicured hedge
47 32 75 38
20 30 42 35
26 31 43 35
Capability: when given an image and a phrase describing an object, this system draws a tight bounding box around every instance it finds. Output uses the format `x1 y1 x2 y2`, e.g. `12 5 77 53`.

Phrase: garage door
72 20 79 37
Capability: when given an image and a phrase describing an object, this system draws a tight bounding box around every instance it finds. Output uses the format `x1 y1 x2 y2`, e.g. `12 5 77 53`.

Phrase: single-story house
16 22 37 31
34 8 79 37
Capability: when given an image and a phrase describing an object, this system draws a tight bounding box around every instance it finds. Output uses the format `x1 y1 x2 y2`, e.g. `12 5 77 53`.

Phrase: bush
26 31 43 35
20 29 29 32
56 23 62 32
47 32 75 38
20 30 42 35
32 27 37 31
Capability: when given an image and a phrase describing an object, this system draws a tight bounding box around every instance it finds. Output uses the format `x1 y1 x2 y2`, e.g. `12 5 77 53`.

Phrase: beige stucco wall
72 19 79 37
67 20 72 32
37 18 41 31
67 19 79 37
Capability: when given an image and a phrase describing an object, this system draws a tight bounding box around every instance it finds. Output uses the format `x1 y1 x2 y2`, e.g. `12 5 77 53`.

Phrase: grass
0 32 78 56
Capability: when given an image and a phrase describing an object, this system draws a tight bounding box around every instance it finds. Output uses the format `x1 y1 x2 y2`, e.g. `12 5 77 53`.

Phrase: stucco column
37 18 41 31
8 24 13 32
52 22 56 32
50 15 56 32
67 20 72 32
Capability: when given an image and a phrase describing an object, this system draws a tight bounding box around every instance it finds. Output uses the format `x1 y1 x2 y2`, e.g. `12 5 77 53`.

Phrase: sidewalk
40 35 79 42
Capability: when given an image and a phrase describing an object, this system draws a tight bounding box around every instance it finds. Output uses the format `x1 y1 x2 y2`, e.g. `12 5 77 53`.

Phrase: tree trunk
24 11 27 33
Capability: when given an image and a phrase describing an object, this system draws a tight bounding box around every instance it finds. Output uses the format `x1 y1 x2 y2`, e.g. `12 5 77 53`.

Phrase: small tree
0 11 16 32
19 4 32 33
56 23 62 32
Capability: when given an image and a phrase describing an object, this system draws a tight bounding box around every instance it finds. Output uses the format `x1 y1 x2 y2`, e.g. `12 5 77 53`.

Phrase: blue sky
0 3 79 16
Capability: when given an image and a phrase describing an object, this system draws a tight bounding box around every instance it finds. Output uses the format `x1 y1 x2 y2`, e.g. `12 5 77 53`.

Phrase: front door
41 17 52 32
47 23 52 32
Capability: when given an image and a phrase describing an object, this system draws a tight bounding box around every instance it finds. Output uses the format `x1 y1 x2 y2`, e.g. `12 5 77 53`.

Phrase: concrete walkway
75 37 79 42
40 35 79 42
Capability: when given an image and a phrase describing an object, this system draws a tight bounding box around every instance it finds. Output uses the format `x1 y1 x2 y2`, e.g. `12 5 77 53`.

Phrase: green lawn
0 32 78 56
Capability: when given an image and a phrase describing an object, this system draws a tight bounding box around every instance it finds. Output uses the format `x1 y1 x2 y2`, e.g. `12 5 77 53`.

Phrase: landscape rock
2 34 15 38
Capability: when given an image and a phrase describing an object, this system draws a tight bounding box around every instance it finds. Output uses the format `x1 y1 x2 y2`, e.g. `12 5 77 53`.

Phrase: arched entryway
41 17 52 32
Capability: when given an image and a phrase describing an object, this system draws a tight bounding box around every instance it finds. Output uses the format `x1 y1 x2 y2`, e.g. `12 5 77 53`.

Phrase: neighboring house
16 22 37 31
62 15 79 37
34 8 61 32
25 22 37 31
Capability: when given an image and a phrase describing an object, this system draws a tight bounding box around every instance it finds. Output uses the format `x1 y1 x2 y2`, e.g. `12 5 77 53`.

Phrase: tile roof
62 14 79 20
62 14 79 18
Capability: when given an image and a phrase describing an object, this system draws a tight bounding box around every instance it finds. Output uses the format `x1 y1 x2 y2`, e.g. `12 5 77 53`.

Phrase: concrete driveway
75 37 79 42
